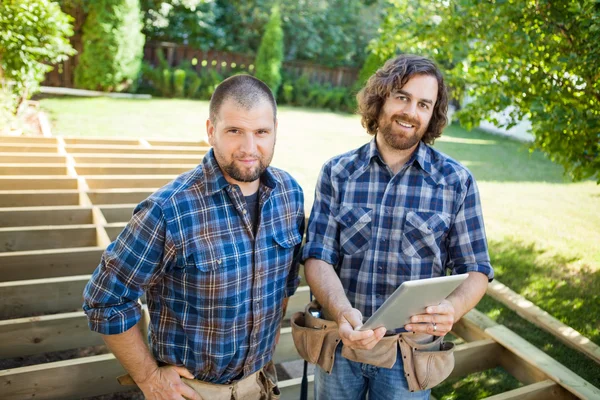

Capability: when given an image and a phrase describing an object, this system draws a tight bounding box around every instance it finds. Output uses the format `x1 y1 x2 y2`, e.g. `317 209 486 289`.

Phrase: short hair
209 74 277 123
357 54 449 144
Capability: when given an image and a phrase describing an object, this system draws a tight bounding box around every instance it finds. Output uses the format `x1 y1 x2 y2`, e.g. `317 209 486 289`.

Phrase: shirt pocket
401 211 450 259
334 206 372 255
273 226 303 249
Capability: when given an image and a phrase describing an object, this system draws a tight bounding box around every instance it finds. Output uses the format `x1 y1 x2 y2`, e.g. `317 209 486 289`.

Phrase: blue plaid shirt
302 139 493 318
83 149 304 383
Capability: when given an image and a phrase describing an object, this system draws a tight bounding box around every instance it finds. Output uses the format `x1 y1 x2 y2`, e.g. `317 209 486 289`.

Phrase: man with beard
83 75 304 400
302 55 493 399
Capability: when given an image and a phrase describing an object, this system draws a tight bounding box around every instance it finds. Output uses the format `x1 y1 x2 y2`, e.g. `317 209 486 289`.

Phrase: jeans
314 345 431 400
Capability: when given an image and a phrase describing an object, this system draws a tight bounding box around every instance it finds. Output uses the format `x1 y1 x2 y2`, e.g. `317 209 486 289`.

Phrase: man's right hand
337 308 387 350
136 365 202 400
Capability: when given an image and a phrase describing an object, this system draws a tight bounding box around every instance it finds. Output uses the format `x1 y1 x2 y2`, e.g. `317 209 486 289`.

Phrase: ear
206 119 215 146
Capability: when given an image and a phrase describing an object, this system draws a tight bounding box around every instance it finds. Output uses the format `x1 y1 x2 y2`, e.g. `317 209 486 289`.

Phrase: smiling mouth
395 120 414 128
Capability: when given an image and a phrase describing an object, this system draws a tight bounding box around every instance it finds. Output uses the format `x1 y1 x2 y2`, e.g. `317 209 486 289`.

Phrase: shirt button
380 238 386 243
243 209 247 214
216 259 222 264
378 265 383 270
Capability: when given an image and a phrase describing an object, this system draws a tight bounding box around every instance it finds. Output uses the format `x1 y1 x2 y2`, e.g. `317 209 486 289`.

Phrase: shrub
173 68 186 98
0 0 75 114
74 0 145 92
254 5 284 96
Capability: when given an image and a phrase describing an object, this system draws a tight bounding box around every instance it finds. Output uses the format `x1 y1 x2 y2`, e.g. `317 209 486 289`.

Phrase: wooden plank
0 164 67 175
0 225 97 252
87 189 154 205
147 139 210 147
100 204 135 223
0 191 79 208
74 154 203 165
75 164 195 175
0 247 102 281
62 137 145 146
0 206 93 227
0 144 58 153
483 380 575 400
0 353 125 400
0 176 77 190
448 339 503 379
66 145 207 155
487 280 600 365
452 314 493 342
86 176 176 189
279 375 315 400
0 135 57 144
465 309 600 399
0 275 90 319
106 223 127 241
0 153 66 164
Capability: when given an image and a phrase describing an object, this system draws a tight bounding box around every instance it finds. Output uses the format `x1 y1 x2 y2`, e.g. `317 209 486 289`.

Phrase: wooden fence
43 40 359 90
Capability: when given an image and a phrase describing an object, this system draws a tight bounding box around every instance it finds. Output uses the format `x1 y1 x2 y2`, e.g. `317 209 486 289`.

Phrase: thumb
343 309 364 330
173 366 195 379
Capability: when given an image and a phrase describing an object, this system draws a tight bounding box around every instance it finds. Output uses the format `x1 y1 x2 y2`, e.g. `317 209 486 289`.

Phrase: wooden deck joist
0 190 80 207
0 206 92 227
62 137 142 146
0 143 58 153
74 164 195 176
0 136 57 144
0 153 67 164
99 204 136 222
0 224 98 252
73 153 204 165
0 176 77 190
0 164 67 175
0 247 103 282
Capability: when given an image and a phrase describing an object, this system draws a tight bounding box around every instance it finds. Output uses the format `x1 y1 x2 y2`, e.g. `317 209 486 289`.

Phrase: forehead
394 74 439 102
215 97 275 126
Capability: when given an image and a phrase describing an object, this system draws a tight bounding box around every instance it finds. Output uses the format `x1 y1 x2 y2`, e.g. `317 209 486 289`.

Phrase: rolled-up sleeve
302 162 341 267
83 200 174 334
446 176 494 280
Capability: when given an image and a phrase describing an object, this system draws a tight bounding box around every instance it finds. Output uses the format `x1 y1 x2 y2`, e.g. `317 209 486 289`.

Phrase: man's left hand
404 299 455 336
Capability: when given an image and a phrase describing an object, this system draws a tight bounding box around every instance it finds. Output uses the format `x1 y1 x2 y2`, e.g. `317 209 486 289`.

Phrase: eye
396 94 408 101
256 130 269 135
419 102 429 110
228 129 240 134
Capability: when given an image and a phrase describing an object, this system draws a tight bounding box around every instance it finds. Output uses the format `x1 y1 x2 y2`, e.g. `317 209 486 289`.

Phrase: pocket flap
405 211 450 234
334 206 372 228
273 227 303 249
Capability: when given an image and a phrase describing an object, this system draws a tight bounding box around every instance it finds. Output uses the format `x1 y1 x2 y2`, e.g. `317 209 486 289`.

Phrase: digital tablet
359 274 469 332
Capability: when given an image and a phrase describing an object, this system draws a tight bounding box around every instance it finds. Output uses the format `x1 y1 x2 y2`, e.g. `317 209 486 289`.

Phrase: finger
426 301 453 315
173 366 195 380
344 311 364 329
410 313 435 324
345 328 374 342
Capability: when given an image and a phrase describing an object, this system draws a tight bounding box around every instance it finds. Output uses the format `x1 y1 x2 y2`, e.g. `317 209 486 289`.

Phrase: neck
375 135 419 175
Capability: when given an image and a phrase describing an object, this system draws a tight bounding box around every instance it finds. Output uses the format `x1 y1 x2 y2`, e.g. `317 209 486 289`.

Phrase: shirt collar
366 137 432 176
200 149 278 196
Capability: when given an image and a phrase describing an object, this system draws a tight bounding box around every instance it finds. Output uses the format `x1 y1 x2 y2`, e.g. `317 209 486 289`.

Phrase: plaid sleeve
83 200 174 334
302 162 341 267
446 176 494 281
285 199 305 297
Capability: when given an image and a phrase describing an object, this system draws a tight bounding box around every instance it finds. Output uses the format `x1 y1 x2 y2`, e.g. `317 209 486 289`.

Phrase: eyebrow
395 89 434 105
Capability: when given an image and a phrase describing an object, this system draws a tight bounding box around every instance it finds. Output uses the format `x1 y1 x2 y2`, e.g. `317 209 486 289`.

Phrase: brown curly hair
357 54 449 144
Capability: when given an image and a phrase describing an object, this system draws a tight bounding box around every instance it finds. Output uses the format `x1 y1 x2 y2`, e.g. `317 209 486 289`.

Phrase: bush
254 5 284 96
74 0 145 92
0 0 75 114
173 68 186 98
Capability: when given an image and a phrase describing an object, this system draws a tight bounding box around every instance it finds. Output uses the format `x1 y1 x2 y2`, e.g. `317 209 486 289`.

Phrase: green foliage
173 68 186 98
370 0 600 182
0 0 75 113
277 73 356 113
186 68 202 98
254 5 284 96
74 0 145 92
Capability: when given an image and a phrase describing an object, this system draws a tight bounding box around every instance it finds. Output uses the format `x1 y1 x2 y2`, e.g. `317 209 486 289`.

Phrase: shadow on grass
432 367 522 400
433 125 568 183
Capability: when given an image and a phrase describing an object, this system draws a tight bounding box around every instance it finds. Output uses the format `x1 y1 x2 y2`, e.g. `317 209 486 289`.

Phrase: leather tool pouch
290 302 455 392
398 333 455 392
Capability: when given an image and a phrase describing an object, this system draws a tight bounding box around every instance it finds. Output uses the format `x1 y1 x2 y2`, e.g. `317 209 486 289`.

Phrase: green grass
39 96 600 396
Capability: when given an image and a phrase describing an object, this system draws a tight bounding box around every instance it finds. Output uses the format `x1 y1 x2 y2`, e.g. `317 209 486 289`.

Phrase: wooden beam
0 144 58 153
0 206 93 227
0 275 90 319
487 280 600 365
75 164 195 175
66 145 207 155
105 223 127 241
464 309 600 399
0 176 77 190
0 247 102 281
62 137 142 146
483 379 576 400
449 339 503 379
0 190 79 207
0 136 56 144
86 189 154 205
279 375 315 400
147 139 210 147
0 225 97 252
0 153 66 164
86 176 175 189
100 204 135 223
73 154 203 165
0 164 67 175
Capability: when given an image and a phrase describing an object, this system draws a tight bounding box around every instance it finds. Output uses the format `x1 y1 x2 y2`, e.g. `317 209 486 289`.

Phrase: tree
368 0 599 182
0 0 75 114
74 0 145 91
254 5 284 95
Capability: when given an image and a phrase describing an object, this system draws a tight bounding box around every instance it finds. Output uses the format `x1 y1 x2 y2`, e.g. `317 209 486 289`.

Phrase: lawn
40 96 600 395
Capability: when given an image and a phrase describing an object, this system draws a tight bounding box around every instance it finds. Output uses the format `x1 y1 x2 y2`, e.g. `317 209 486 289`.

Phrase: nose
240 132 256 153
404 101 418 117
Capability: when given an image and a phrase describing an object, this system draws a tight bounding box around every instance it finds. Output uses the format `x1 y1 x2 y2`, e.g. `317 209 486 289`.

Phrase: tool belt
117 360 280 400
290 301 455 392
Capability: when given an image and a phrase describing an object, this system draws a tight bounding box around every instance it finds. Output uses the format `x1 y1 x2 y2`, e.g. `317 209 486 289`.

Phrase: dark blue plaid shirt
302 139 493 318
83 150 304 383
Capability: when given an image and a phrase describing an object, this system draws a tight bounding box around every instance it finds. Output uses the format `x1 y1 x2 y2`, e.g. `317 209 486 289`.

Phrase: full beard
219 152 272 183
379 113 426 151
